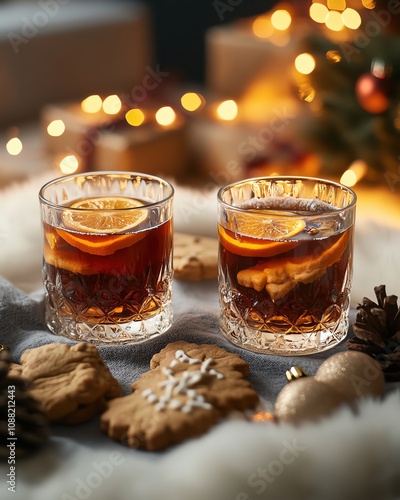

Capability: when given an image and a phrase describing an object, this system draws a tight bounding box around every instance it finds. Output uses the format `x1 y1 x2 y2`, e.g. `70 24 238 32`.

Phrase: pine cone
346 285 400 381
0 350 49 459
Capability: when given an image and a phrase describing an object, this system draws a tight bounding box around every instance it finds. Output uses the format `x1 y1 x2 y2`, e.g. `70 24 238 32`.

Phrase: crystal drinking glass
39 171 174 344
218 176 356 355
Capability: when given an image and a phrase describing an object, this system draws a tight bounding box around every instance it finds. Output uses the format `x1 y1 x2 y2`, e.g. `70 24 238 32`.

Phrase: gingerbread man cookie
101 341 259 451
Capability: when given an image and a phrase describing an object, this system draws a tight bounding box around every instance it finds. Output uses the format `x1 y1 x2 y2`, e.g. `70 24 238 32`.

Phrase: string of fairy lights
4 1 376 186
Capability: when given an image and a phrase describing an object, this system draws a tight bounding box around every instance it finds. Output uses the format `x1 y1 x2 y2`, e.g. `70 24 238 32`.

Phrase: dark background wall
138 0 278 82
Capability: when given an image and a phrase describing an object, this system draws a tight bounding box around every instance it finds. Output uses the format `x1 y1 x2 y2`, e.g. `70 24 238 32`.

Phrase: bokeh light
102 95 122 115
81 95 102 113
327 0 346 10
252 16 274 38
325 10 344 31
340 169 358 187
252 411 275 423
298 84 316 102
371 59 387 79
181 92 203 112
47 119 65 137
362 0 376 8
342 8 362 29
295 53 316 75
309 3 329 23
60 155 79 175
6 137 23 155
216 100 238 121
271 10 292 31
155 106 176 126
125 108 145 126
326 50 342 63
340 160 367 187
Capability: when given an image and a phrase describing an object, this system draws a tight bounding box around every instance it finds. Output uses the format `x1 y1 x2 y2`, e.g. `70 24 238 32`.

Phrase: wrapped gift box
41 102 188 177
206 20 299 98
205 8 317 100
0 1 152 127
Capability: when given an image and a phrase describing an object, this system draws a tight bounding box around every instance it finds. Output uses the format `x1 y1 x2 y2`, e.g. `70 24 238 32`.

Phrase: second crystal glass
218 176 356 356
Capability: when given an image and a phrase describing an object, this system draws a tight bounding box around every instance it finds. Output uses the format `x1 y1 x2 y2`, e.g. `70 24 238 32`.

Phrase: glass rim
217 175 357 216
39 170 175 211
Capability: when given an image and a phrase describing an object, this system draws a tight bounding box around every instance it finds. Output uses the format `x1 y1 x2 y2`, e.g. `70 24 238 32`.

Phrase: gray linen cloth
0 276 353 402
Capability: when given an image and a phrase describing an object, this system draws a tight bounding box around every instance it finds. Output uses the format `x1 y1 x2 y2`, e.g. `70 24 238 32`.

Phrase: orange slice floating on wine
219 213 306 258
57 196 148 256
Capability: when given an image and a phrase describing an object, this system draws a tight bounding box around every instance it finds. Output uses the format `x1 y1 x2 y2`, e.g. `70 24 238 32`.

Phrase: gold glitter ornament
315 351 385 404
274 377 344 425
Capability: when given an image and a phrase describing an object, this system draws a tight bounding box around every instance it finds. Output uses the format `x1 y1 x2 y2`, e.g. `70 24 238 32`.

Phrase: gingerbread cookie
101 341 259 451
173 232 218 281
15 343 120 424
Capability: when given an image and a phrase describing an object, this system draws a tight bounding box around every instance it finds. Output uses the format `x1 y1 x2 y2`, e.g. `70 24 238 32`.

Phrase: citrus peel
56 196 148 256
55 229 145 256
219 214 305 258
219 226 301 258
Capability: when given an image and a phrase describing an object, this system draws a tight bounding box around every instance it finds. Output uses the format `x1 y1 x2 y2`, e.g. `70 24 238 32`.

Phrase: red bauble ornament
355 73 391 114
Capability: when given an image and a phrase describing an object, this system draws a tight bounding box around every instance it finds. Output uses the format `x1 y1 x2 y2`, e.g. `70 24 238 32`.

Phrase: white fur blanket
1 394 400 500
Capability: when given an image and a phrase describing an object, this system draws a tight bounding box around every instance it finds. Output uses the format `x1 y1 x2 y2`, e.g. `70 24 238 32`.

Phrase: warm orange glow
155 106 176 126
325 10 344 31
271 9 292 31
362 0 375 8
269 32 291 47
252 411 275 423
326 50 342 63
102 95 122 115
81 95 102 113
309 3 329 23
252 15 274 38
216 100 238 121
340 160 368 187
181 92 203 112
125 108 145 126
295 53 316 75
327 0 346 10
298 85 316 102
6 137 22 155
341 169 358 187
342 8 362 29
60 155 79 175
47 119 65 137
239 72 299 124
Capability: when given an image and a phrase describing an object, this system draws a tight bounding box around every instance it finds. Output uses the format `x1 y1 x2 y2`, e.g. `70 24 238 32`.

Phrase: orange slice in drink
63 197 147 233
219 213 306 258
57 196 148 256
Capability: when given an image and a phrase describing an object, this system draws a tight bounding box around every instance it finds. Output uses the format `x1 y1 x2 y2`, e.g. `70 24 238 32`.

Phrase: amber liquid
218 203 354 352
43 217 172 326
